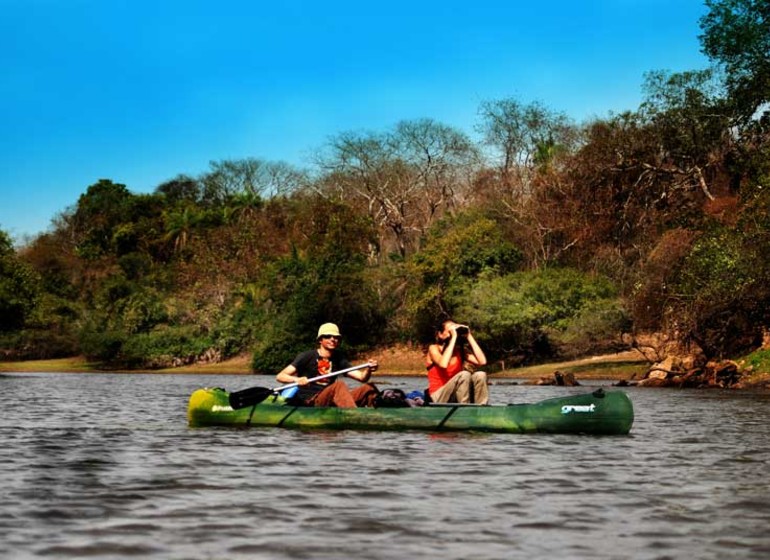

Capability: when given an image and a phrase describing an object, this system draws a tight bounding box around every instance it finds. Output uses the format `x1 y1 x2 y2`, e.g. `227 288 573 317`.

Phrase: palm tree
163 206 201 253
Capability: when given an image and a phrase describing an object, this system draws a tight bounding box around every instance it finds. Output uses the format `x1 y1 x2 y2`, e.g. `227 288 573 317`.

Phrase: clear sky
1 0 711 242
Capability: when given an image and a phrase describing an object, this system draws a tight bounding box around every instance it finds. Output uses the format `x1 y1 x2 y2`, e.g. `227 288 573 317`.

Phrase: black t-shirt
290 349 352 401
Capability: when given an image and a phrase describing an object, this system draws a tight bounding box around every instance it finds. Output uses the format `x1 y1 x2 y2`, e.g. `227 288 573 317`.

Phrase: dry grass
0 356 98 373
0 354 254 375
155 354 253 374
0 348 648 381
369 346 647 381
367 343 427 374
504 353 648 380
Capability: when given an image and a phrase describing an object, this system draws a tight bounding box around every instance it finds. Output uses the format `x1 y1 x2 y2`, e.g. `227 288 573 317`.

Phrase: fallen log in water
526 370 581 386
616 360 742 388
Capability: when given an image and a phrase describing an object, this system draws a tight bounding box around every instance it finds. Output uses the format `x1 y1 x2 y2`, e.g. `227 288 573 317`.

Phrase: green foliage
76 276 175 364
406 211 522 337
665 221 770 357
0 230 41 332
0 329 78 360
118 252 153 280
119 289 169 335
250 247 382 369
0 230 11 255
700 0 770 121
120 326 212 368
78 317 213 368
70 179 134 258
548 299 631 359
243 197 385 370
6 3 770 370
78 327 126 363
0 253 80 359
675 226 751 298
743 348 770 373
250 324 304 373
641 68 731 162
155 175 201 204
452 268 627 362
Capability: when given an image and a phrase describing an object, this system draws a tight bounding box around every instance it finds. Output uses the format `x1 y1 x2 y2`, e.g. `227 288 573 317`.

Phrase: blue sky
1 0 711 241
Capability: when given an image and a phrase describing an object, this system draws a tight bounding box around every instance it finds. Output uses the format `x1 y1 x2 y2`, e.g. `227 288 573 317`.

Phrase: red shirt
427 349 464 395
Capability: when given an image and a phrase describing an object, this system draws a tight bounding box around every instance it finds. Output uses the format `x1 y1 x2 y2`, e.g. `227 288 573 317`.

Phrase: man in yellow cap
276 323 379 407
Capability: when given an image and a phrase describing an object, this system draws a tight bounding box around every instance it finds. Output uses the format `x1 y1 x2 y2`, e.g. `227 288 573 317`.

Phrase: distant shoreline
0 350 648 380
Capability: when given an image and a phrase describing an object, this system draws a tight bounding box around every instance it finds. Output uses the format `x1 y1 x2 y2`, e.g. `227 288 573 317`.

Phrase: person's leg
351 383 379 407
308 380 357 408
430 371 471 403
470 371 489 404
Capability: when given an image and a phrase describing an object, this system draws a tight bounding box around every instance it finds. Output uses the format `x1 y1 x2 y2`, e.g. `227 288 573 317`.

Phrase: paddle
228 363 371 409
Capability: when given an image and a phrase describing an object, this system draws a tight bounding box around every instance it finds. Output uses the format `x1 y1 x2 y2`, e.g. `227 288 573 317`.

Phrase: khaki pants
430 371 488 405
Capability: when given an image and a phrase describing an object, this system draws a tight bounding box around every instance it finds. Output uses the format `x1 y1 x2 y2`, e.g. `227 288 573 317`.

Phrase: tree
699 0 770 122
155 175 201 204
0 230 41 331
392 118 480 219
474 98 581 269
476 98 576 185
200 158 305 206
249 197 384 371
69 179 134 258
451 268 627 362
404 212 522 339
640 68 734 201
317 119 478 260
163 206 202 253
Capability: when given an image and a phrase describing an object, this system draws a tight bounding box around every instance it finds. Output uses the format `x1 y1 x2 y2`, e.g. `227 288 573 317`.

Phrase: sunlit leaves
700 0 770 121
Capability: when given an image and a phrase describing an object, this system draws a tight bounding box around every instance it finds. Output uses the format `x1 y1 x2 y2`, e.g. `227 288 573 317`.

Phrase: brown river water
1 372 770 559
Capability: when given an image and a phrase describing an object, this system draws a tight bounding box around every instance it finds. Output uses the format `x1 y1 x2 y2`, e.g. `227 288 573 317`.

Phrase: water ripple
2 374 770 559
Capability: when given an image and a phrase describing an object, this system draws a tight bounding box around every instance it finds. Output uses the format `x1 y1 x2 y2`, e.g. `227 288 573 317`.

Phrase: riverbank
0 347 649 380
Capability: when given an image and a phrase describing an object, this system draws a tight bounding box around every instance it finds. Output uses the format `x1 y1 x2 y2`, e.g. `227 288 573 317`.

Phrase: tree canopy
3 0 769 368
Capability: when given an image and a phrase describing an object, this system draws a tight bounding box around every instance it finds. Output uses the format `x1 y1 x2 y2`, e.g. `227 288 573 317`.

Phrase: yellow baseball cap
317 323 341 338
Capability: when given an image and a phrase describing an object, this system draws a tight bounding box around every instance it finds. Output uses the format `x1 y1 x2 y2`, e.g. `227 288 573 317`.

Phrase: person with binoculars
425 319 489 404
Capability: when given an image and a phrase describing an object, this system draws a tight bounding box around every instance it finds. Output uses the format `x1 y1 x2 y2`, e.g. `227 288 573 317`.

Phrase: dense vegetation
2 0 769 371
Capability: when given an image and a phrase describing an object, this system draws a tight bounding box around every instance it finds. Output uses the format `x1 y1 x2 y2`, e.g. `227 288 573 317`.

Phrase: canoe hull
187 388 634 435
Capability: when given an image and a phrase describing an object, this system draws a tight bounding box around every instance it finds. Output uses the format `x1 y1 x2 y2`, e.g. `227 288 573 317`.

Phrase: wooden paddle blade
228 386 274 409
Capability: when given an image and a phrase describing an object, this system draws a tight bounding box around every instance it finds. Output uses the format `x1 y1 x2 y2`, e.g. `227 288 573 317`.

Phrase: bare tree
316 119 479 260
200 158 306 205
477 98 576 189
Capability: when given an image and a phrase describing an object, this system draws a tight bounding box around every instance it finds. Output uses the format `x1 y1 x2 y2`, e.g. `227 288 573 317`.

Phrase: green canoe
187 387 634 435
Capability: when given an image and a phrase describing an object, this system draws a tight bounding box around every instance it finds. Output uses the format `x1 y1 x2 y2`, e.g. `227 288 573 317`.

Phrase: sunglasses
320 335 341 341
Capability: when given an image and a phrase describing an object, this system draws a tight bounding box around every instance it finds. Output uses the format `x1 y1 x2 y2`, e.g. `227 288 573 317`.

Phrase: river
1 372 769 559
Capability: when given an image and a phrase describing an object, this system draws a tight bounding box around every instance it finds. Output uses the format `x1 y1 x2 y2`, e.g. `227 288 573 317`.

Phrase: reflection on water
1 372 770 559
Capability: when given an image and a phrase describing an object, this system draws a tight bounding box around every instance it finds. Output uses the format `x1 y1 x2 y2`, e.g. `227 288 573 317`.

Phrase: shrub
548 298 631 358
667 224 765 357
120 326 211 368
79 328 126 363
405 212 522 339
452 268 626 362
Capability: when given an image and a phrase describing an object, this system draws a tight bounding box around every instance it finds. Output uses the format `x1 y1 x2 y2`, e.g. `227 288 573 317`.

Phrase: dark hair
435 320 468 363
435 319 468 337
435 320 452 341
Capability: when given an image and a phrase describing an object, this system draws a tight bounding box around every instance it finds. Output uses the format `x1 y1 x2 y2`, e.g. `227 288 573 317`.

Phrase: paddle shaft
228 363 372 409
278 363 370 392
